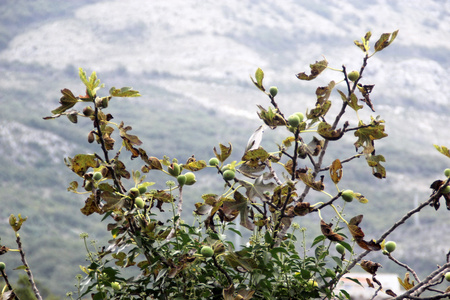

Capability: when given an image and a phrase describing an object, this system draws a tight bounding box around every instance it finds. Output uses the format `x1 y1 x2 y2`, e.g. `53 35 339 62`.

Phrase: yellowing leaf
109 86 141 97
330 159 343 184
214 143 233 162
434 144 450 159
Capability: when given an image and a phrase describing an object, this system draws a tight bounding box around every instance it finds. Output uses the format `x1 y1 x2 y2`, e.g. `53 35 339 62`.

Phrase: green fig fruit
445 168 450 178
83 106 95 117
341 190 354 202
287 114 300 128
208 157 220 166
269 86 278 97
295 112 305 123
445 272 450 282
111 282 121 290
0 262 5 271
177 175 187 186
184 172 196 185
442 185 450 194
168 163 181 177
85 181 93 192
200 246 214 257
93 172 102 181
129 187 140 198
223 170 235 181
384 241 396 253
335 243 345 255
134 197 145 209
138 185 147 194
348 70 360 82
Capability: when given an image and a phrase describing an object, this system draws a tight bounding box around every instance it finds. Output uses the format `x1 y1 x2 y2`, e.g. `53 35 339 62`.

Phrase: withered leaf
293 202 312 216
296 59 328 81
81 194 102 216
320 220 344 242
360 260 382 275
297 168 325 191
317 122 345 141
330 159 343 184
386 290 397 297
398 273 414 290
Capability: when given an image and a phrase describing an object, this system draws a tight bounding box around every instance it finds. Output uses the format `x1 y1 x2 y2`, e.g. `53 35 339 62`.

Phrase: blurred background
1 0 450 296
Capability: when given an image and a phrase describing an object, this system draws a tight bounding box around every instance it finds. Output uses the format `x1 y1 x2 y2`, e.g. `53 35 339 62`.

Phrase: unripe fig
208 157 220 166
442 185 450 194
445 272 450 282
138 185 147 194
295 112 305 123
200 246 214 257
445 168 450 178
95 97 103 108
168 163 181 177
335 243 345 255
287 114 300 128
85 181 93 191
384 241 396 253
269 86 278 97
223 170 235 181
134 197 145 209
67 111 78 123
88 131 95 143
129 187 140 198
348 70 360 82
111 282 121 290
83 106 95 117
101 97 109 108
93 172 102 181
184 172 196 185
341 190 354 202
177 175 186 186
0 262 5 271
221 165 231 172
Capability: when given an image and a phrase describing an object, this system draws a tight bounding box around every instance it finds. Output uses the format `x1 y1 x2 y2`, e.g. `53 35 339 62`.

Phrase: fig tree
335 243 345 255
208 157 220 166
385 241 396 253
269 86 278 97
445 168 450 178
200 246 214 257
341 190 354 202
223 170 235 181
93 172 102 181
288 114 301 128
177 175 187 186
184 172 196 185
348 70 360 82
134 197 145 209
0 262 5 271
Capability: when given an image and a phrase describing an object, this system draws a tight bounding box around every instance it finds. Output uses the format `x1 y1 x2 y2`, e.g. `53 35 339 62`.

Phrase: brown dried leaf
320 220 344 242
330 159 343 184
360 260 382 275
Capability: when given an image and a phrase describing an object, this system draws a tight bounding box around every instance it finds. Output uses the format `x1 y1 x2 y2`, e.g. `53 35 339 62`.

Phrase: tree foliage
1 30 450 300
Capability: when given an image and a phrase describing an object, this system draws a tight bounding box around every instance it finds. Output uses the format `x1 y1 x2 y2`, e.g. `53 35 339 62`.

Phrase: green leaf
338 90 363 111
79 68 104 97
296 59 328 80
51 89 79 115
317 121 344 141
374 30 399 53
109 86 141 97
366 154 386 179
250 68 265 92
434 144 450 159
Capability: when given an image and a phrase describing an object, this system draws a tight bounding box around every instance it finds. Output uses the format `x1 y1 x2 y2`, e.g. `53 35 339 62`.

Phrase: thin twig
16 234 42 300
165 186 184 241
387 253 421 283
